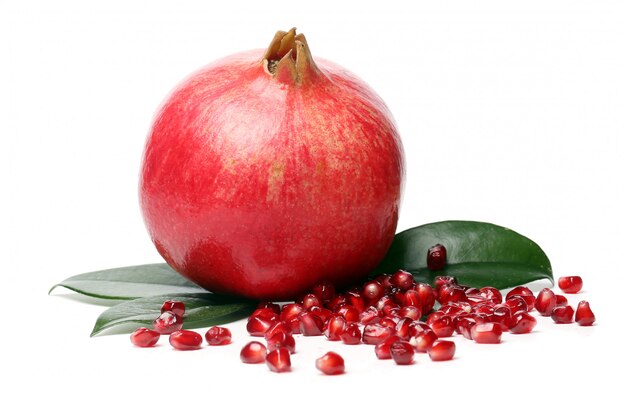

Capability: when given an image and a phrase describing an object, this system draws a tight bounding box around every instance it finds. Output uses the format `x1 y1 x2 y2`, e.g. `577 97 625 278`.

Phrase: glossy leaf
91 293 256 336
49 263 207 300
372 220 553 289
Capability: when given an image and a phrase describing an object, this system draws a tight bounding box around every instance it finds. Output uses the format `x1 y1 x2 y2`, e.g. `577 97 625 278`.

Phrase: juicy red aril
161 300 185 317
340 323 362 345
509 312 537 334
490 305 513 331
266 331 296 354
575 301 595 326
413 330 438 353
312 281 336 304
205 326 232 345
414 283 437 315
374 335 402 359
504 296 528 315
390 341 415 365
298 311 325 336
280 303 304 334
479 287 503 304
389 270 414 291
324 315 347 341
360 306 382 325
308 305 333 323
153 311 183 334
130 327 160 347
430 315 455 338
399 305 421 321
558 276 583 294
455 316 476 340
434 275 457 290
471 323 503 344
402 290 422 309
505 286 535 311
302 293 322 310
336 305 360 323
266 347 291 373
426 311 445 326
362 324 394 345
247 315 276 337
551 305 575 323
345 292 366 313
556 295 568 306
316 351 345 375
264 321 293 341
379 317 398 329
438 285 468 305
250 307 280 320
395 317 413 340
427 244 447 271
428 340 455 361
169 330 202 350
362 280 385 303
535 288 557 316
240 341 266 364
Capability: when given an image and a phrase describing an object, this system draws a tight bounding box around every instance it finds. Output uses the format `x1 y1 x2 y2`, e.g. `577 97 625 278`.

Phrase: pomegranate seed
130 327 160 347
302 293 322 310
308 305 333 323
390 341 415 365
390 270 414 291
430 315 455 338
324 315 347 341
375 295 398 312
326 295 347 312
266 331 296 354
426 310 445 326
205 326 232 345
169 330 202 350
298 311 324 336
395 317 413 340
360 306 382 325
240 341 266 364
575 301 595 326
266 347 291 373
345 292 366 313
374 335 402 359
558 276 583 294
312 281 335 304
379 317 399 329
556 295 568 306
427 244 447 271
471 323 503 344
153 311 183 334
340 323 362 345
399 305 421 321
434 275 457 290
362 280 385 303
438 285 468 304
505 286 535 311
246 315 276 337
408 320 433 337
161 300 185 317
257 301 281 315
412 330 438 353
551 305 575 323
455 316 476 340
315 351 345 375
509 312 537 334
336 305 360 323
402 289 422 308
490 305 514 330
479 287 503 304
362 324 394 345
428 340 456 361
280 303 304 334
504 296 528 315
414 283 437 315
263 321 293 340
535 288 557 316
375 273 393 290
249 307 279 320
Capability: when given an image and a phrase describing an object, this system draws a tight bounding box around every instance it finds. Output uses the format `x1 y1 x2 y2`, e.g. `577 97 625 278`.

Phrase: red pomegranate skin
140 30 404 300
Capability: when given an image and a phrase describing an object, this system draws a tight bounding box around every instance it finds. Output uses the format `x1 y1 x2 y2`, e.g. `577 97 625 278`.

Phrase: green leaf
91 293 256 336
49 263 207 300
372 220 553 289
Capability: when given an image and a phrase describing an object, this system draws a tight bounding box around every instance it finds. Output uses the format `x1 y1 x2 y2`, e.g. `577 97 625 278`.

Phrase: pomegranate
139 28 405 300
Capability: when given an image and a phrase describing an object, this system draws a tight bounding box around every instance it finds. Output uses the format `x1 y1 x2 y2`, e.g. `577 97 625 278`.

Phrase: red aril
471 323 503 344
246 314 276 337
315 352 345 375
340 323 362 345
399 305 421 321
430 315 455 338
139 28 404 300
298 311 324 336
551 305 575 324
558 276 583 294
360 306 382 325
434 276 457 290
478 287 503 304
266 347 291 373
428 340 455 361
535 288 557 316
389 270 414 291
575 301 595 326
412 331 438 353
374 335 402 360
240 341 267 364
362 324 394 345
414 283 436 315
390 341 415 365
130 328 160 347
266 331 296 354
263 321 293 340
312 281 335 304
280 303 304 334
324 315 347 341
427 244 447 271
169 330 203 350
555 295 568 306
302 293 322 310
161 300 185 317
504 296 528 315
509 312 537 334
336 305 360 323
153 311 183 334
505 286 535 311
205 326 232 345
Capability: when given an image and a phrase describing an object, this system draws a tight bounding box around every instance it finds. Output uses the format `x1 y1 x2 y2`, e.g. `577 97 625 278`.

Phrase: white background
1 0 624 406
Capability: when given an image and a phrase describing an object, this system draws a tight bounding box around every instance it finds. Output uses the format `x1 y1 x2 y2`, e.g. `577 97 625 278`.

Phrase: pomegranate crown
262 28 320 85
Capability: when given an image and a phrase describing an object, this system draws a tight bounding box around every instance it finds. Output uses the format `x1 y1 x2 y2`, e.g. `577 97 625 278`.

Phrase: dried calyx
262 28 320 84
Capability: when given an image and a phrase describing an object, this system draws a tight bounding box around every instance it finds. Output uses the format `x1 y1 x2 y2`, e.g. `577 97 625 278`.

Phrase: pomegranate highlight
139 28 405 300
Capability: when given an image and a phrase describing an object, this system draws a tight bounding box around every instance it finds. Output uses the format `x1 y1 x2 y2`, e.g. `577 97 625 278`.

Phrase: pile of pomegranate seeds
130 257 596 375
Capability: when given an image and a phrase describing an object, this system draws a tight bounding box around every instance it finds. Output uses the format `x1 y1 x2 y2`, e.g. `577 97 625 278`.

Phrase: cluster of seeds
130 300 233 350
130 244 596 375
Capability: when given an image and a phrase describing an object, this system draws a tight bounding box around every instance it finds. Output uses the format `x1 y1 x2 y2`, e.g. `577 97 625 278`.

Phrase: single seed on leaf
130 327 160 347
315 352 345 375
558 276 583 294
427 244 447 271
240 341 267 364
161 300 185 317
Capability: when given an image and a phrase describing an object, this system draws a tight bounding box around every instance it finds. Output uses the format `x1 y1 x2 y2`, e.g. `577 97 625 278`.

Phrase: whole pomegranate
139 28 405 300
